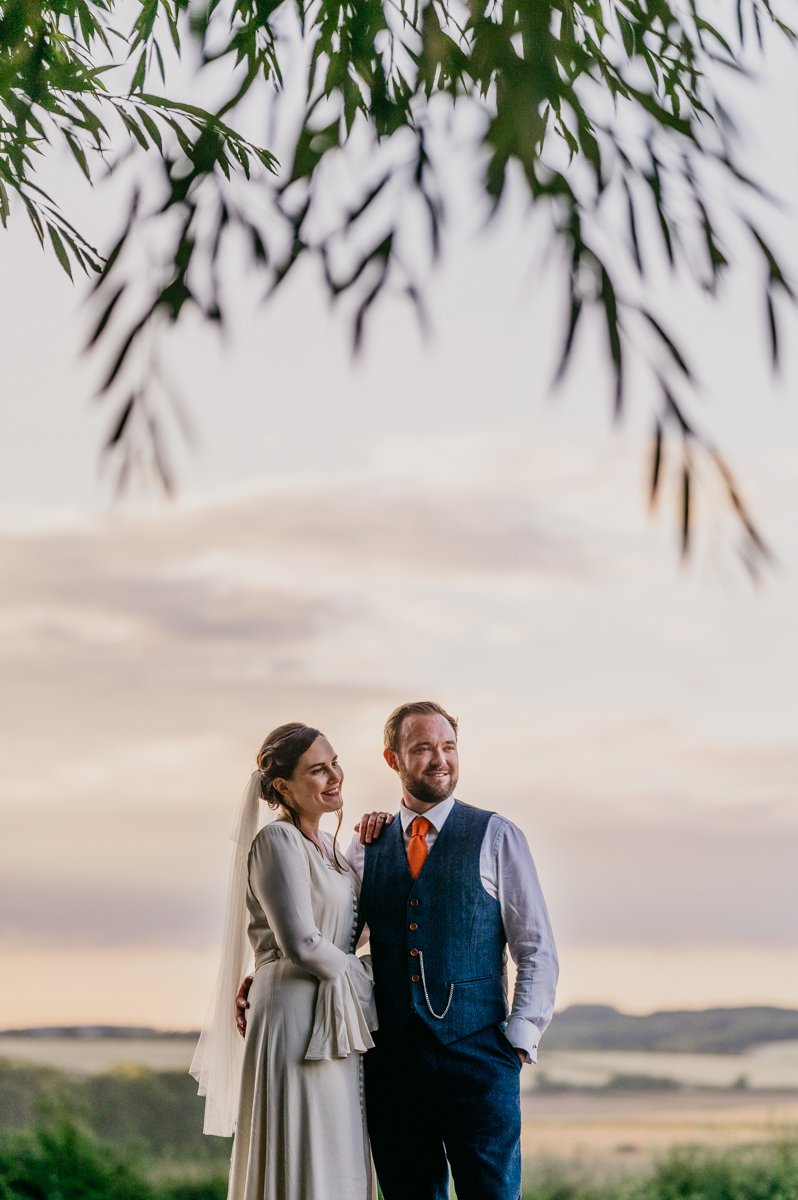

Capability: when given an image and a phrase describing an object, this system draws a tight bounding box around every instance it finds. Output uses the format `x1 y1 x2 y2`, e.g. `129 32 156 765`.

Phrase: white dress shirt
346 797 558 1063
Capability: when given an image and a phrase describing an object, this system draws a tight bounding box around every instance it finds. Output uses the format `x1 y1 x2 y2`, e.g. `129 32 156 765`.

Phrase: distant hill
544 1005 798 1054
0 1026 197 1039
4 1007 798 1053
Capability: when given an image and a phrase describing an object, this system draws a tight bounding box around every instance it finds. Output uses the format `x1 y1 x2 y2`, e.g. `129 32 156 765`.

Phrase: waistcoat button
409 922 418 931
411 974 420 983
410 898 420 907
410 947 419 957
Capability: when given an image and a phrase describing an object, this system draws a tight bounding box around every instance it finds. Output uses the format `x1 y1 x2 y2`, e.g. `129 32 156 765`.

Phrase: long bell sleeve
248 822 377 1059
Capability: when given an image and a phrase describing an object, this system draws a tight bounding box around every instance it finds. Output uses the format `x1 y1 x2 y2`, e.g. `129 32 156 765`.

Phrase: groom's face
386 713 459 806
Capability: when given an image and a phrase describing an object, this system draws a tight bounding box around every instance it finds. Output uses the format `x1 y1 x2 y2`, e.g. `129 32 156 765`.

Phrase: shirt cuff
504 1016 539 1064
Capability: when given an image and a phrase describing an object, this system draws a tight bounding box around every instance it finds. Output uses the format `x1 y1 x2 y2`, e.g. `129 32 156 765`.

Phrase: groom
346 700 558 1200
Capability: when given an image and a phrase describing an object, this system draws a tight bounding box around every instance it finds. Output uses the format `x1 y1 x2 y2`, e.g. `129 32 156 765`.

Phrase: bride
190 723 378 1200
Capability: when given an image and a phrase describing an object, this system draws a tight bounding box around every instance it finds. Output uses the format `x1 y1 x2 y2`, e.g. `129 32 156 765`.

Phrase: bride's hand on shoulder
354 811 394 845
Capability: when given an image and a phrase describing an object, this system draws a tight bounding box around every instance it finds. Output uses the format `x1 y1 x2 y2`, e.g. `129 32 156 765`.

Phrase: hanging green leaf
48 224 73 278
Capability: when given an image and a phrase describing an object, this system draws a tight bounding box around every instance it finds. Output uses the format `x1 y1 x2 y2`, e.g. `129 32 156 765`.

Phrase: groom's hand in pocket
236 976 253 1037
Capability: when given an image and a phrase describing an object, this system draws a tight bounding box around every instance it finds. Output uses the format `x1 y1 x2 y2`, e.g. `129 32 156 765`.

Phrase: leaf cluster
2 0 796 561
0 1115 228 1199
0 1 273 261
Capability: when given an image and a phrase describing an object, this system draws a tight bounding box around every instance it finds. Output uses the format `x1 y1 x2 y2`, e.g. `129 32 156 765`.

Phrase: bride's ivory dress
228 819 377 1200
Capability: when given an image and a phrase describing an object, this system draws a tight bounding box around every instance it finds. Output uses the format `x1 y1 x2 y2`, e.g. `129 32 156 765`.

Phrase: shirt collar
399 796 456 833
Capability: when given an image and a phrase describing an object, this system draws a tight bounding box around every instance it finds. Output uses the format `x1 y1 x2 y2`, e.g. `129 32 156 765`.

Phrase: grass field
522 1089 798 1170
3 1036 798 1174
2 1117 798 1200
5 1037 798 1087
541 1042 798 1091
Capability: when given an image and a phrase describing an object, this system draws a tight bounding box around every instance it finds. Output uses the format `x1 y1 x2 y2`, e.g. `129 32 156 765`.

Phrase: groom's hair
384 701 459 752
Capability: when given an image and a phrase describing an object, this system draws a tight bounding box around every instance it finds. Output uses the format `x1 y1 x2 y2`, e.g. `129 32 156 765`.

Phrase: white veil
189 771 263 1136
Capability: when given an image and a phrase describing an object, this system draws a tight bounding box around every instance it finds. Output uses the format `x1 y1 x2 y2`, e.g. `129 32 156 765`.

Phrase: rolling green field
2 1117 798 1200
4 1035 798 1090
1 1047 797 1199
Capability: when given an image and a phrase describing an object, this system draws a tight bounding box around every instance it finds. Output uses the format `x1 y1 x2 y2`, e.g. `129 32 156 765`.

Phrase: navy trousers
364 1018 522 1200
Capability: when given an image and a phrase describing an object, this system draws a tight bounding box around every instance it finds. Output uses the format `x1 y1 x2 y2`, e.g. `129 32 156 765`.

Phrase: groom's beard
399 764 458 806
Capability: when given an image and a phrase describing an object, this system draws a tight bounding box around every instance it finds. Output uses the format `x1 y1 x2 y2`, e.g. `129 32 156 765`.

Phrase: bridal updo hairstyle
256 723 321 810
256 722 345 870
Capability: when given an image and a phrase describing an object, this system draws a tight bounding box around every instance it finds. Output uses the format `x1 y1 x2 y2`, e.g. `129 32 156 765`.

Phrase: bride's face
276 735 344 821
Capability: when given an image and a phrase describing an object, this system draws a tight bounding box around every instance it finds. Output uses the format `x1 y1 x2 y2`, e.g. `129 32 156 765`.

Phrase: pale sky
1 25 797 1028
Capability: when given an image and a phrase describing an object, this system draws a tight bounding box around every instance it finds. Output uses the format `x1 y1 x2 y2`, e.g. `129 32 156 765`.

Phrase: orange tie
407 816 431 879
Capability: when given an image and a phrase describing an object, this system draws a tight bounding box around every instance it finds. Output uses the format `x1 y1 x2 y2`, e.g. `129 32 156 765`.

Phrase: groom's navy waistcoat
359 800 508 1044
